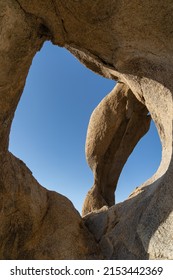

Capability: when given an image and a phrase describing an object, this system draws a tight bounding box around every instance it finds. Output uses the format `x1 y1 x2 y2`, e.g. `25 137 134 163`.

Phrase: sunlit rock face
0 0 173 259
82 82 151 216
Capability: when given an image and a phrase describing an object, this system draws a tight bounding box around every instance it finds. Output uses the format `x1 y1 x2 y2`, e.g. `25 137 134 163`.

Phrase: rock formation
0 0 173 259
82 82 151 216
0 152 100 259
0 0 100 260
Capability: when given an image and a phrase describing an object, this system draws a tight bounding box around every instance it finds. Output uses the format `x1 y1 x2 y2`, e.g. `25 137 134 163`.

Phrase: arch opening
9 41 115 213
9 41 162 214
116 119 162 203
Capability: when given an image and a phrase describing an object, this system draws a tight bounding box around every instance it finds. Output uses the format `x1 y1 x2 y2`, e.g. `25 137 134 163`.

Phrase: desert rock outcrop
0 0 173 259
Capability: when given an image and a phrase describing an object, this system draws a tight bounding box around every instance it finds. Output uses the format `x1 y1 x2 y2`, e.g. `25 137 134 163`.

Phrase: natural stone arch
82 82 151 216
0 0 173 259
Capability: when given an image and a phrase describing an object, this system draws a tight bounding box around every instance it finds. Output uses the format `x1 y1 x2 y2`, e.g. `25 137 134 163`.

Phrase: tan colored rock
0 0 100 260
0 0 173 259
0 152 100 259
82 82 151 215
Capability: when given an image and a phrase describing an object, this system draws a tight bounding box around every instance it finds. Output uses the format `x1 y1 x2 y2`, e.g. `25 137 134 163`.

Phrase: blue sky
9 42 162 213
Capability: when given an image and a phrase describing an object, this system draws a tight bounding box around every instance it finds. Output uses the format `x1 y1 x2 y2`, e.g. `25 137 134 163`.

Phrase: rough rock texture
0 152 100 259
0 0 173 259
0 0 100 260
82 82 151 216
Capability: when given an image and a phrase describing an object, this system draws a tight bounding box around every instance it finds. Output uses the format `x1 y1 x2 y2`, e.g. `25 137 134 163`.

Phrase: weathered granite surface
0 0 173 259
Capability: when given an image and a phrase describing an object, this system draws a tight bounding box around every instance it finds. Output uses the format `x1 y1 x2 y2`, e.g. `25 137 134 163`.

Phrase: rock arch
82 82 151 216
0 0 173 259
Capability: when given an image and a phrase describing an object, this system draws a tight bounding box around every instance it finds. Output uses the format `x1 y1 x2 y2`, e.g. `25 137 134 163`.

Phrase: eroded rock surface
82 82 151 216
0 0 100 260
0 151 100 259
0 0 173 259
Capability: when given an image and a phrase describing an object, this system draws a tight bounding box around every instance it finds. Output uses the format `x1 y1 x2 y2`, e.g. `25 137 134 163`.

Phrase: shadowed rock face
0 0 173 259
82 82 151 216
